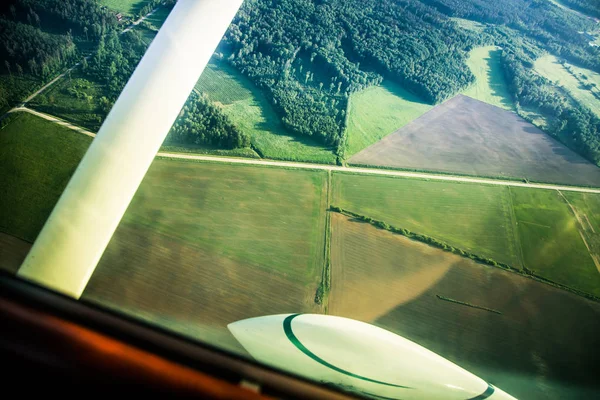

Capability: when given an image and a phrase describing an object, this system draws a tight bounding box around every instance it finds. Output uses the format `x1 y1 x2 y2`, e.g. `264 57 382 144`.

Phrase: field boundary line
331 206 600 303
558 190 600 274
506 186 526 269
157 153 600 193
8 107 600 195
436 295 503 315
315 170 332 309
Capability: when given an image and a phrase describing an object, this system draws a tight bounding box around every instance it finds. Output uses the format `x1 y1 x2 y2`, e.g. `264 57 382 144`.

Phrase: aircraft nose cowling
228 314 517 400
487 386 517 400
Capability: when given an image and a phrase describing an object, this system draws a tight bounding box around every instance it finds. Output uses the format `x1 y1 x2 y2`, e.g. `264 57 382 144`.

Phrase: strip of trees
167 92 250 149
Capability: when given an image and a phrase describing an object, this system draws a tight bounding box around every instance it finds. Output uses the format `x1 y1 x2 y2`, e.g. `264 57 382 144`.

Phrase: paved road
10 107 600 194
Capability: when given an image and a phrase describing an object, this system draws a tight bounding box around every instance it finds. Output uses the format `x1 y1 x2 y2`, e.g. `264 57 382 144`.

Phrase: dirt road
9 107 600 195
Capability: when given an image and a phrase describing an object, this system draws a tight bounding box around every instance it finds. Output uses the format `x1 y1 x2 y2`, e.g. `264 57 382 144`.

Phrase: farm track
0 6 162 121
558 190 600 273
8 106 600 194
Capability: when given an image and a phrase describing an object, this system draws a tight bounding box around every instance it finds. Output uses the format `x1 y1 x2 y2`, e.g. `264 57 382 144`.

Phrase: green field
99 0 152 16
84 160 328 353
344 81 432 157
119 160 327 278
562 192 600 273
451 17 486 32
510 187 600 296
331 173 521 266
534 54 600 118
0 112 91 242
195 60 336 163
462 46 514 110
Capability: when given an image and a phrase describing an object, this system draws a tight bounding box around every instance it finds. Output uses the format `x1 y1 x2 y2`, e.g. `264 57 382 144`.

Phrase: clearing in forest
349 95 600 187
99 0 154 17
195 60 337 164
534 54 600 118
462 46 514 110
84 160 328 354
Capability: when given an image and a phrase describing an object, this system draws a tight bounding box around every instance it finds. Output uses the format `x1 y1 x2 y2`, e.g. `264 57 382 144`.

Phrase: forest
422 0 600 72
558 0 600 19
167 92 250 149
222 0 482 157
220 0 600 161
0 0 116 111
2 0 600 162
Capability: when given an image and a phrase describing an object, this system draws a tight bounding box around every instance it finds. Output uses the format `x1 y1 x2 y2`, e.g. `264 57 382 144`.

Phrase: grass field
534 54 600 118
330 213 600 400
83 160 328 353
349 95 600 187
450 17 486 33
462 46 514 110
561 191 600 274
0 112 91 242
331 172 521 266
195 60 336 164
344 81 432 157
99 0 152 16
510 187 600 296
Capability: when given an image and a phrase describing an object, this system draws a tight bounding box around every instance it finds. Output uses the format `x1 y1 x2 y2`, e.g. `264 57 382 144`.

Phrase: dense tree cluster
501 47 600 164
0 18 76 79
422 0 600 72
87 30 146 101
223 0 480 155
558 0 600 19
340 0 478 104
167 92 251 149
137 0 177 19
2 0 117 39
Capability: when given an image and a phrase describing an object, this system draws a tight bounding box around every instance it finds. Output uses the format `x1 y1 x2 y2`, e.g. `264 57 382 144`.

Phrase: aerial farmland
1 0 600 398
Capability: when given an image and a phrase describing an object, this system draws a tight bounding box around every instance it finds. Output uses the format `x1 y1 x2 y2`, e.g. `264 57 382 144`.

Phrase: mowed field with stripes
83 160 329 353
328 214 600 400
331 172 600 297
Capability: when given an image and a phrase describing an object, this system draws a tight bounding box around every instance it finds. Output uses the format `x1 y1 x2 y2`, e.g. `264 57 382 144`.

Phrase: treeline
0 18 76 78
167 92 250 149
339 0 479 104
136 0 177 19
329 206 515 271
330 206 600 302
558 0 600 19
82 27 249 149
501 47 600 165
422 0 600 72
3 0 117 39
86 30 146 103
223 0 481 155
